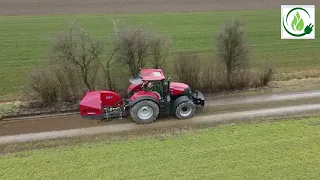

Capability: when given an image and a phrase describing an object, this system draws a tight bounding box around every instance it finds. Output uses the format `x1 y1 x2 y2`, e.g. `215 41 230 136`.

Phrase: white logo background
281 5 315 39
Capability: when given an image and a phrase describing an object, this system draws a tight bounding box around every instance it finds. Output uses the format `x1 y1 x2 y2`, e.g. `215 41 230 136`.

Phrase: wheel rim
180 106 192 117
137 106 154 120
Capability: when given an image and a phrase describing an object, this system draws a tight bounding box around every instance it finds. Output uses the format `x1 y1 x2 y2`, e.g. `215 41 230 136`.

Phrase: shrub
28 67 59 105
51 63 84 102
27 63 87 105
173 52 201 90
259 61 275 86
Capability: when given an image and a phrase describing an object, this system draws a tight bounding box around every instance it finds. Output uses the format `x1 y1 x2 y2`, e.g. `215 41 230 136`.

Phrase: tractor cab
128 68 169 99
127 68 192 101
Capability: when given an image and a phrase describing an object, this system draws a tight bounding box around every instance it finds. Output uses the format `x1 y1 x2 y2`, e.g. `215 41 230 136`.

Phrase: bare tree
51 26 103 91
105 17 171 77
215 19 250 86
116 27 151 76
95 46 119 90
149 33 170 68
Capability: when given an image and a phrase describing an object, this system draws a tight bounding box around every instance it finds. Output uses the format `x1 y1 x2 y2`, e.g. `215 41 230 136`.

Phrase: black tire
130 100 159 124
175 100 196 119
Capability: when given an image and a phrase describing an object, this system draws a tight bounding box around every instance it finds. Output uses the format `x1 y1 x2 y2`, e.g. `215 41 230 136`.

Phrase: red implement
80 90 124 119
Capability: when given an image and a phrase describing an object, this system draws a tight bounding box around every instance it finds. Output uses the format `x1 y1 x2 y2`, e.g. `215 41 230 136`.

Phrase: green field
1 117 320 179
1 9 320 99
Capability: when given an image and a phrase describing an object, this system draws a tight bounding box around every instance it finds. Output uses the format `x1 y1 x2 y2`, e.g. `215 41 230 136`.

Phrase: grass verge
1 115 320 179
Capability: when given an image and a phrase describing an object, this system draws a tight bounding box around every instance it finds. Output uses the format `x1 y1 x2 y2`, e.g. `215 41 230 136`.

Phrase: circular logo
283 7 314 37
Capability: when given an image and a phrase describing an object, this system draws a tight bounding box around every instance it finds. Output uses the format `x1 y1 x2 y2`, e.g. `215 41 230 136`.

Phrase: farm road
1 90 320 136
206 90 320 106
0 90 320 143
0 103 319 145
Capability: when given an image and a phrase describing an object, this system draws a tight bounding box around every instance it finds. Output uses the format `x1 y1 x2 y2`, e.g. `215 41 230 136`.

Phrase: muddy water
1 90 320 136
1 104 320 144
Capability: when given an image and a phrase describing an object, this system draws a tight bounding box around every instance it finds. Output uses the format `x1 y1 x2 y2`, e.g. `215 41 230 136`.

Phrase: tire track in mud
0 90 320 137
1 104 320 144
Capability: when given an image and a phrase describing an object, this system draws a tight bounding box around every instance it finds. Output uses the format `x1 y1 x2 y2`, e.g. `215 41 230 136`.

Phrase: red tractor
79 68 205 124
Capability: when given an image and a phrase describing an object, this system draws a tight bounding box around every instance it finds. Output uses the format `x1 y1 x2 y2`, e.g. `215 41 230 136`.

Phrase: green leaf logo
291 11 304 31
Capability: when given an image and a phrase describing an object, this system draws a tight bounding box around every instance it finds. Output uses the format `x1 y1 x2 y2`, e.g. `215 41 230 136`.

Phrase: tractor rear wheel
130 100 159 124
175 100 196 119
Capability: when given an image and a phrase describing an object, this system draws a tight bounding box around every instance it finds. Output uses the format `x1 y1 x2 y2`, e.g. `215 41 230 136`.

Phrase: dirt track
0 0 319 16
1 90 320 136
1 104 319 144
206 90 320 106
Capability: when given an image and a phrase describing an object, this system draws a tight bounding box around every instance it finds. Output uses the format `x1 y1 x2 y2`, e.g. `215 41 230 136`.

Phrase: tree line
27 18 274 105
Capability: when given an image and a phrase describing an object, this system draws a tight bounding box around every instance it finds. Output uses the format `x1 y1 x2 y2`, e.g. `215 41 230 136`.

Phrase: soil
0 0 319 16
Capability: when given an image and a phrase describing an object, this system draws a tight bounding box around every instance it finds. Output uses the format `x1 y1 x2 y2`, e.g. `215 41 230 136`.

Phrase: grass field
1 9 320 99
1 116 320 179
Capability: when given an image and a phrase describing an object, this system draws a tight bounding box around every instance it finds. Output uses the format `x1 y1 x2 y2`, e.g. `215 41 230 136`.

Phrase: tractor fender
129 91 160 107
171 95 190 113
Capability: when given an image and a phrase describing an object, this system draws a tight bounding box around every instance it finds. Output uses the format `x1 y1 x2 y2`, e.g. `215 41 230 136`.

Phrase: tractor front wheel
130 100 159 124
175 100 196 119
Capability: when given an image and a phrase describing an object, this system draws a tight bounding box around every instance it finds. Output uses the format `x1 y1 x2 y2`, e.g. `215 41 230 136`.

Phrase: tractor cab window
146 81 164 98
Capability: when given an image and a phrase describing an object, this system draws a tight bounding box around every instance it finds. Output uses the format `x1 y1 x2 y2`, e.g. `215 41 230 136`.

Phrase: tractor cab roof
139 68 165 81
129 68 166 85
